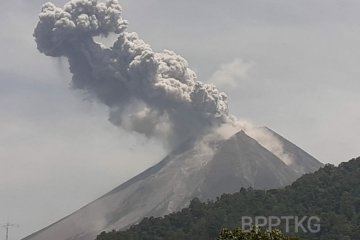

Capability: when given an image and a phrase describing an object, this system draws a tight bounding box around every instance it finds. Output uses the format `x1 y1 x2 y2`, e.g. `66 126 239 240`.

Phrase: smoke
34 0 293 163
34 0 232 148
209 58 255 89
236 121 294 165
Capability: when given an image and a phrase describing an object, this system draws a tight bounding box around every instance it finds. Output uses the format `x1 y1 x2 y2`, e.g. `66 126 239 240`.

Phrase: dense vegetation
96 157 360 240
218 227 299 240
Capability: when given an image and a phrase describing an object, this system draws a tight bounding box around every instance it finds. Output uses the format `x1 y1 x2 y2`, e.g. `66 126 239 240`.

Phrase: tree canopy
96 157 360 240
218 227 299 240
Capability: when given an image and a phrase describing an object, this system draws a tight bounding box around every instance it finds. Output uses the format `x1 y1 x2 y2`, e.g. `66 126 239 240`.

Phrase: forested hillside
96 157 360 240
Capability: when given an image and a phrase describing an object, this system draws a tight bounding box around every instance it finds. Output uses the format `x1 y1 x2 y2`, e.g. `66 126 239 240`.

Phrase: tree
217 226 299 240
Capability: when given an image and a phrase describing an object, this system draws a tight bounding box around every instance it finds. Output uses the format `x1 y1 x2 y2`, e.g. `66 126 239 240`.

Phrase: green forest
96 157 360 240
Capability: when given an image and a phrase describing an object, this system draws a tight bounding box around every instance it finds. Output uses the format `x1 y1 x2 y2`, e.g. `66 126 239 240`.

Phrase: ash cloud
34 0 290 160
34 0 231 148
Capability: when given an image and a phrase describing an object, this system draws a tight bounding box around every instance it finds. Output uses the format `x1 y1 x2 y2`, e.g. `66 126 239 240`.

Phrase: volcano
23 128 322 240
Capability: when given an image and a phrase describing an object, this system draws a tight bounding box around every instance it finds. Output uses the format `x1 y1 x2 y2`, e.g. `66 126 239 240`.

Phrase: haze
0 0 359 239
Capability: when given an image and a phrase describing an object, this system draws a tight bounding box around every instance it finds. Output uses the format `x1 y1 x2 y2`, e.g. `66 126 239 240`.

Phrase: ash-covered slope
23 129 321 240
259 127 323 174
198 130 297 200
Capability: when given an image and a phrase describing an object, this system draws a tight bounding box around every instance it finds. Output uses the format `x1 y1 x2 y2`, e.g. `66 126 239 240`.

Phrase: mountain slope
198 131 297 199
259 127 323 174
97 157 360 240
23 128 322 240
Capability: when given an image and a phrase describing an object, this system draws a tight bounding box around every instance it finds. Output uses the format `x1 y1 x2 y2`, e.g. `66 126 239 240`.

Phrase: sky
1 0 360 239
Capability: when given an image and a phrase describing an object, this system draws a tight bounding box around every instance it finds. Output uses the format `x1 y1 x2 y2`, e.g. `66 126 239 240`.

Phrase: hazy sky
1 0 360 239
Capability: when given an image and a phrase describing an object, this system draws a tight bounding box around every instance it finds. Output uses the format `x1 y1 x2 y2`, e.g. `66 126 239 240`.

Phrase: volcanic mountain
23 128 322 240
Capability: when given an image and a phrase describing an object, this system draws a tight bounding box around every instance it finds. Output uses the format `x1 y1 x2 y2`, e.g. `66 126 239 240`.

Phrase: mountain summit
23 128 322 240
